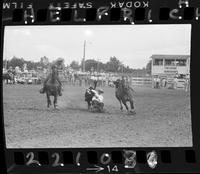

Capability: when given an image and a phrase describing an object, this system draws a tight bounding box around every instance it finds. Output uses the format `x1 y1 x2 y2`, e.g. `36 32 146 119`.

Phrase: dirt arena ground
3 84 192 148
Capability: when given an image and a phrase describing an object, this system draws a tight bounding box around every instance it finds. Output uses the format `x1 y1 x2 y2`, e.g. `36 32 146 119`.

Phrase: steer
84 82 97 110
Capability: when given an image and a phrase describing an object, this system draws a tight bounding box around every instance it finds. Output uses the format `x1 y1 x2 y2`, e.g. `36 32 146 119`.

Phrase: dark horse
45 70 60 109
113 79 136 114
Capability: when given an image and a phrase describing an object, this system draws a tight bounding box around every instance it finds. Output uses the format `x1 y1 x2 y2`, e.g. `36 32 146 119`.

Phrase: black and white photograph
3 24 192 148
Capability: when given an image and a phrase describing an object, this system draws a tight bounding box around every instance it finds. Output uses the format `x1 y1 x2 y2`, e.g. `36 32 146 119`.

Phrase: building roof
150 54 190 59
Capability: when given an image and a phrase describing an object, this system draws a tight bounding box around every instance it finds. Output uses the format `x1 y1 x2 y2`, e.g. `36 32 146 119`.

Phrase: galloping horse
113 79 136 114
45 69 60 109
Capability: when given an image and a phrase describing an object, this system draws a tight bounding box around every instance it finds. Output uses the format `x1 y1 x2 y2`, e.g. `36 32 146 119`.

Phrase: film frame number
25 152 41 166
106 165 119 172
51 153 64 167
100 153 119 172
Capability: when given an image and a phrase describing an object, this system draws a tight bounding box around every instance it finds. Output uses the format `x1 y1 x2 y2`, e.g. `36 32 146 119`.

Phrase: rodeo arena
3 54 192 148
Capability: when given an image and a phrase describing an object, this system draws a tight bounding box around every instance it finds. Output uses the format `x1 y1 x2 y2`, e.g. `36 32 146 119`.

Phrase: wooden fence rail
131 77 152 87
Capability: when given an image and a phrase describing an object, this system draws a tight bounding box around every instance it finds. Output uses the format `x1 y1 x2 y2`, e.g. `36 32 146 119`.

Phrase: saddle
46 73 60 86
46 79 60 86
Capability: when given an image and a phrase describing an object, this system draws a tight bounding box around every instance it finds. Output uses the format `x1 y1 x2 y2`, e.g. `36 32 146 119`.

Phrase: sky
3 24 191 69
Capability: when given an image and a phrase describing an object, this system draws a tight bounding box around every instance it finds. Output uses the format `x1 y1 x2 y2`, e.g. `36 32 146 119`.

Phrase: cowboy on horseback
114 77 136 114
40 64 62 96
121 76 131 94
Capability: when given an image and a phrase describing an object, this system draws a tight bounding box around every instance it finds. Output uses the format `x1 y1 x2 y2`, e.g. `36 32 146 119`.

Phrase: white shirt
91 76 98 80
155 78 160 82
91 90 104 103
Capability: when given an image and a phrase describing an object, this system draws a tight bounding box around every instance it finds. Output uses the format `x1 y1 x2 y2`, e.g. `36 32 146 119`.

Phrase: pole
83 40 86 72
5 59 7 70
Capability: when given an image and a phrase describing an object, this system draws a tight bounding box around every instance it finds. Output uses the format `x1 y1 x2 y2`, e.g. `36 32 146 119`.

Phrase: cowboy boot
58 87 62 96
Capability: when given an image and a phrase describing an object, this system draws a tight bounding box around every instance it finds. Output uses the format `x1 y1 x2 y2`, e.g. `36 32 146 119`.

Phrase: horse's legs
130 100 134 110
46 93 49 108
54 94 58 108
122 99 129 112
117 98 123 110
87 101 91 110
46 93 51 108
129 100 136 114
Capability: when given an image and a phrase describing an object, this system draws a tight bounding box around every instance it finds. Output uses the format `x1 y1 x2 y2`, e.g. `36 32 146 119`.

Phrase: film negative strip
1 0 200 173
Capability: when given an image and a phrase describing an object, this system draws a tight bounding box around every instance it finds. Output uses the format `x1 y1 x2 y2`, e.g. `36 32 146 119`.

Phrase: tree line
71 56 151 74
3 56 49 70
3 56 152 74
3 56 65 71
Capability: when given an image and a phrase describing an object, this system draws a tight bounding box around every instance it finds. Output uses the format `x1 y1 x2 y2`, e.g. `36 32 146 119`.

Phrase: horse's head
113 79 121 88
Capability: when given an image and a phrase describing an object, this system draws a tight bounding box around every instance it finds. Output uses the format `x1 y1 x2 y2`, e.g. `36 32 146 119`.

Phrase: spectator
185 74 190 92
